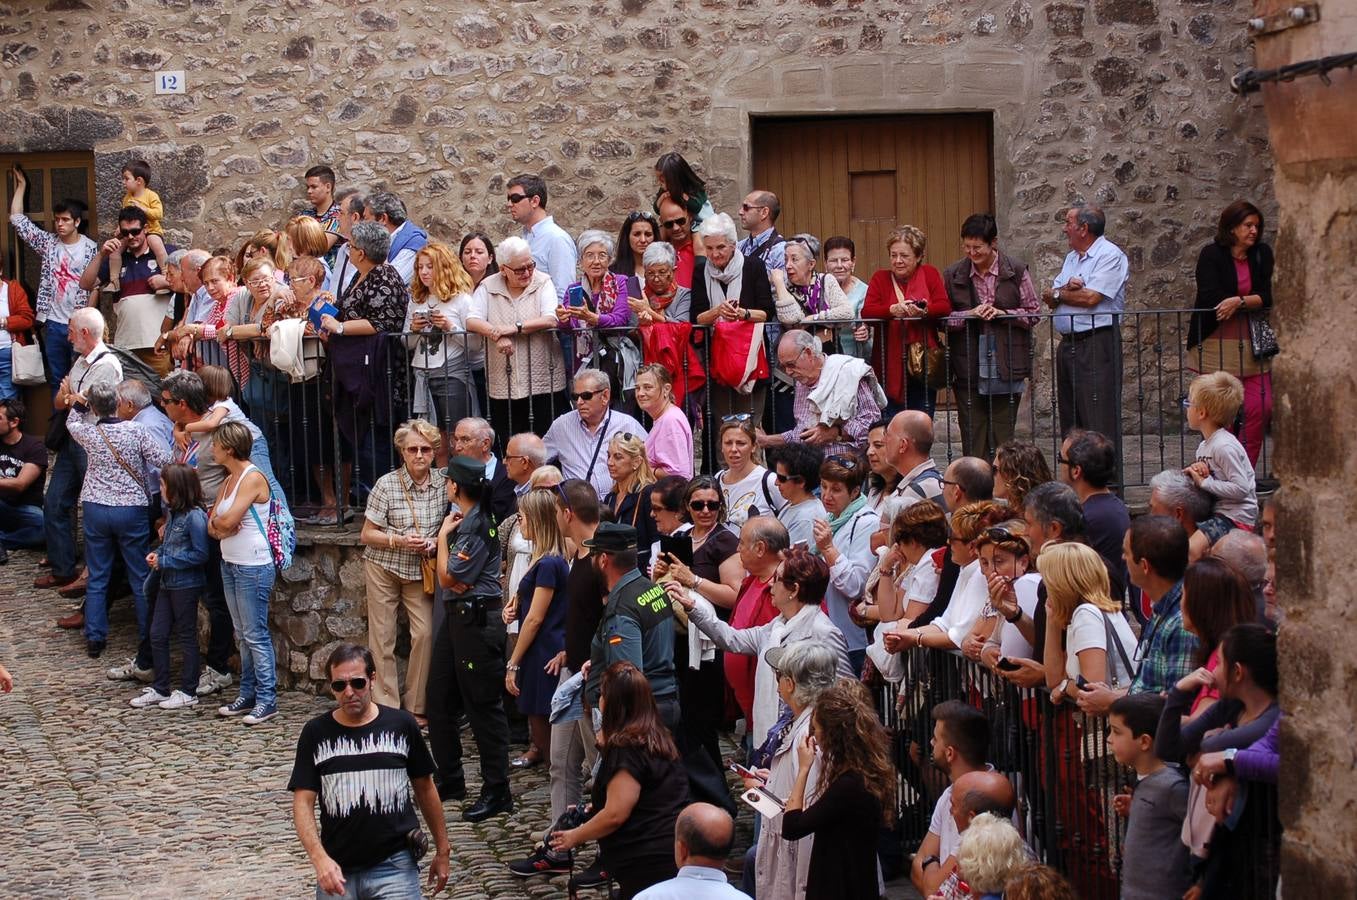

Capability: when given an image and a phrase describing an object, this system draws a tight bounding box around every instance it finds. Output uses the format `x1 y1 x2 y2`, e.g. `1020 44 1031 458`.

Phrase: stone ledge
295 524 364 547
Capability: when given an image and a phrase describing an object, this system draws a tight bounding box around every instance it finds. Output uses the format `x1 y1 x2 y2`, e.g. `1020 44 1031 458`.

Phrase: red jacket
861 265 950 396
1 280 35 345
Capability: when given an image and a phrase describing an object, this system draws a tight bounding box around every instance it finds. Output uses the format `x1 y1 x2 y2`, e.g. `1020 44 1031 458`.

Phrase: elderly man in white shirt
634 803 748 900
543 368 646 499
1041 203 1129 461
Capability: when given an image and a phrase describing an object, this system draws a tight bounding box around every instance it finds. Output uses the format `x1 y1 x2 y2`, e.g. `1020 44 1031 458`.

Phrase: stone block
831 64 883 97
280 612 322 646
325 615 368 638
1044 3 1084 37
894 62 945 93
1091 57 1138 96
782 67 824 97
954 62 1028 97
1093 0 1157 26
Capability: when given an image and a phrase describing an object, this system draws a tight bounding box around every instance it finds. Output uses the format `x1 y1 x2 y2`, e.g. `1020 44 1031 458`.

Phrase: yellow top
121 188 164 236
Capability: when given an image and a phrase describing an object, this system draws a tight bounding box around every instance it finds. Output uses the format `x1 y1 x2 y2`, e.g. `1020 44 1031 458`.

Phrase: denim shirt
157 507 211 590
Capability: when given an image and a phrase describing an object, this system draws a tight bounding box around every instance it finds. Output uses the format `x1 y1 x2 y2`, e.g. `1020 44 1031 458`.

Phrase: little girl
176 364 251 447
130 463 211 710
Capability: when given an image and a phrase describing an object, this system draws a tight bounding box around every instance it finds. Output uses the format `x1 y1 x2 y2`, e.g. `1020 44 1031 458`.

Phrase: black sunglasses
570 389 602 402
661 217 688 229
506 192 529 204
689 499 721 512
119 227 144 237
1058 457 1073 467
330 677 369 692
774 472 802 483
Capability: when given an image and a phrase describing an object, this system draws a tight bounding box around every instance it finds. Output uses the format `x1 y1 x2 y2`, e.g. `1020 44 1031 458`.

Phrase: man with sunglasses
544 369 647 499
656 194 697 289
507 173 576 304
290 643 450 899
736 190 786 276
78 205 176 376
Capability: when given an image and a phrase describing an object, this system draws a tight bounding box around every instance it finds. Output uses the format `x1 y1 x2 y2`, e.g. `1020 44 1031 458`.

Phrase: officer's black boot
462 786 513 823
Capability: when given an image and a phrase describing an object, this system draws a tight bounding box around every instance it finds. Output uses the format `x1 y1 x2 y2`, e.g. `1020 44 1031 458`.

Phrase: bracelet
387 533 395 549
692 575 702 592
915 630 925 647
1003 607 1023 624
506 664 520 672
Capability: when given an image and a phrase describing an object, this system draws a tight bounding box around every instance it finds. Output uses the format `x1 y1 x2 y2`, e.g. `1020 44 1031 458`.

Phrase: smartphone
566 284 586 308
659 532 694 568
1075 675 1092 691
740 786 785 818
996 657 1020 672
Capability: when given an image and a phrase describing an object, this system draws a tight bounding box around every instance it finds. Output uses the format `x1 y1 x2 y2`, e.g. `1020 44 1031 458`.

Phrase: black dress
781 772 883 900
594 744 689 899
676 526 740 774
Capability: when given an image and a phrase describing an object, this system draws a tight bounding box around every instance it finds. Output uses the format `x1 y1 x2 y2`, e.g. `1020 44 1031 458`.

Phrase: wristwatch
1003 606 1023 624
921 855 940 871
1222 747 1238 776
1053 289 1062 303
516 320 524 334
336 322 345 335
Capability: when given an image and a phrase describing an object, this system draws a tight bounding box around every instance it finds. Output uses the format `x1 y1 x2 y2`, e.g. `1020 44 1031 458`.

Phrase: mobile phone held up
566 284 586 308
730 762 760 781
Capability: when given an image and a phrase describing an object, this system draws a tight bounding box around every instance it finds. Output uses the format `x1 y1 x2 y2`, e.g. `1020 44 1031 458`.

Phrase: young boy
1183 370 1257 557
1109 692 1192 900
120 159 169 270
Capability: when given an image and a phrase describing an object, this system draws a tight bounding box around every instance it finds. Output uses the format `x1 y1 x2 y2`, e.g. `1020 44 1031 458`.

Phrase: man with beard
911 700 992 897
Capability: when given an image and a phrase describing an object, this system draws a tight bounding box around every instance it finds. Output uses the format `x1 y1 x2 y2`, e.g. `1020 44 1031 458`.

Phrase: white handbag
11 340 46 386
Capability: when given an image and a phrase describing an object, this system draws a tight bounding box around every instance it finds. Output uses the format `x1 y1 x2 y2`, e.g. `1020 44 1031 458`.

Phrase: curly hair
993 440 1053 516
810 680 896 826
1002 863 1076 900
412 241 475 302
957 813 1028 893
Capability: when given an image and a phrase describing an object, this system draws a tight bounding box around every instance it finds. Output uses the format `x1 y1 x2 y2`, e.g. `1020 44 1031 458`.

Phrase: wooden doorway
751 114 994 277
2 152 99 298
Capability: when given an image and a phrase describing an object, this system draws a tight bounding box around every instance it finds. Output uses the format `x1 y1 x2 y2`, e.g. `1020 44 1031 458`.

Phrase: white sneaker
196 667 232 696
107 659 154 683
159 690 200 710
129 687 171 708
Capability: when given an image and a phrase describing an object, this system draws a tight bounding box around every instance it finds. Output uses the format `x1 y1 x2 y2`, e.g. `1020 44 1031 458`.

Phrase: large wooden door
1 152 99 299
751 114 994 278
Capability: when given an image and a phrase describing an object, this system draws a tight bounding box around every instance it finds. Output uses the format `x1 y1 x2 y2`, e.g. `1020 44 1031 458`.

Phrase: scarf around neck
826 493 869 537
704 249 745 306
790 274 827 315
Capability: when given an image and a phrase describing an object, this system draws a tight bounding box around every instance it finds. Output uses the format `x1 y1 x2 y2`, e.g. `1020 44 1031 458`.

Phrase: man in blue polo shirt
78 205 174 375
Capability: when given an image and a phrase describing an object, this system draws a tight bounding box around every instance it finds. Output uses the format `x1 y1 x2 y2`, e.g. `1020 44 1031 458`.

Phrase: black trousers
201 537 234 674
151 584 201 696
427 597 510 794
1056 326 1123 470
953 383 1022 462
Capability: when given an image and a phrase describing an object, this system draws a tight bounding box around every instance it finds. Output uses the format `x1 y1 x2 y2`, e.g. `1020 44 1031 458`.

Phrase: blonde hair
245 229 291 272
285 215 330 258
957 813 1029 894
529 465 563 489
887 225 927 258
1036 541 1118 625
411 242 475 302
609 432 656 495
394 418 441 452
1189 370 1244 428
519 489 566 563
213 420 253 460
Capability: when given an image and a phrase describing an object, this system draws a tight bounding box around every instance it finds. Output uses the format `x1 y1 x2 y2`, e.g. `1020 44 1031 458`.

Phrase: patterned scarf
790 274 827 315
591 272 620 314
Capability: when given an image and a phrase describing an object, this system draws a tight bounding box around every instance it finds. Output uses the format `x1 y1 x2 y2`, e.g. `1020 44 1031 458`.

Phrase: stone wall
0 0 1275 424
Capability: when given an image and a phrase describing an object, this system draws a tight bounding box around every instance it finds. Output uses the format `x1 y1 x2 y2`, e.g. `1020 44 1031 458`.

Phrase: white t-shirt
405 293 477 373
52 237 98 324
996 573 1042 660
929 560 987 649
778 497 826 549
1065 603 1140 684
720 466 784 528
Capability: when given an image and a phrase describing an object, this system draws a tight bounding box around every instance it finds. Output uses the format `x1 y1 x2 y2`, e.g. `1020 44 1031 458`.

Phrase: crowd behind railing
3 155 1284 898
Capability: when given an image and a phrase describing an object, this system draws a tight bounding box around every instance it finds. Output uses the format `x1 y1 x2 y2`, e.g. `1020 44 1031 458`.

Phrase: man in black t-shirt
0 398 48 562
1059 430 1132 615
289 643 449 897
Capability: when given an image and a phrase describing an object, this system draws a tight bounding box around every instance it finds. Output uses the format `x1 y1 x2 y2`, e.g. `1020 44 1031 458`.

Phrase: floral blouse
339 263 410 333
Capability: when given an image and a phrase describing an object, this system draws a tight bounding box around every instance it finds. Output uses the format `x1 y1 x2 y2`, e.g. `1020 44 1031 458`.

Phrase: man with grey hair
325 189 365 296
1041 203 1129 465
503 432 548 500
506 173 575 304
364 190 426 284
757 329 883 456
453 416 517 521
1211 529 1270 620
544 368 646 498
1149 468 1217 558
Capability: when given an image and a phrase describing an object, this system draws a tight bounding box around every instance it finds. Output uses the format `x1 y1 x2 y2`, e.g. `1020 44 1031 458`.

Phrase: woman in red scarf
861 225 951 417
627 242 691 324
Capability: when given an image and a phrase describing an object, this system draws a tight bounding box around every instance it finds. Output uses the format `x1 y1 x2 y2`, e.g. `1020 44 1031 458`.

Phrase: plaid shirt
363 467 448 581
1129 580 1199 694
780 372 881 457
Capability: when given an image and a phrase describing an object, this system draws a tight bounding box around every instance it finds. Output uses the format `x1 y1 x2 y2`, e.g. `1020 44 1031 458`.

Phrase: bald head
674 802 735 868
887 410 935 471
945 456 994 505
950 769 1017 834
505 432 548 485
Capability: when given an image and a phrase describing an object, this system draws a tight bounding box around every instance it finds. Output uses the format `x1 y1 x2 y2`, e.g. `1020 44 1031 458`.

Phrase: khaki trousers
364 559 434 714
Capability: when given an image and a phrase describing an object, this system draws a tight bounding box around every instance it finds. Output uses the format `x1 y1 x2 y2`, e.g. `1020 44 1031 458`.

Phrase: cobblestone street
0 549 599 899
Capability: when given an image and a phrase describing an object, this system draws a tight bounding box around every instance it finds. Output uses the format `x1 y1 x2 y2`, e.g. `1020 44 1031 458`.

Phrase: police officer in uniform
582 523 678 724
432 456 513 823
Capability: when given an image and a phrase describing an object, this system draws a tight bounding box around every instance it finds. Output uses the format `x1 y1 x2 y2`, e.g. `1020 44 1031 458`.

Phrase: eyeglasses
160 394 179 405
581 251 610 263
291 275 315 284
503 262 536 276
119 227 144 237
739 203 767 212
617 432 637 442
503 453 529 463
984 526 1028 549
826 454 859 470
330 677 369 692
246 278 273 289
779 346 811 371
689 500 721 512
570 389 602 402
403 446 434 455
1058 457 1073 467
721 413 752 424
661 217 688 229
506 193 530 204
940 478 960 487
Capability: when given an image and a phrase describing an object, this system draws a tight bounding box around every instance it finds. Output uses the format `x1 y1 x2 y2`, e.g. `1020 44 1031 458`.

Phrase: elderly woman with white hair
556 228 641 411
467 235 566 442
690 212 776 454
955 813 1030 899
627 241 691 325
770 233 854 325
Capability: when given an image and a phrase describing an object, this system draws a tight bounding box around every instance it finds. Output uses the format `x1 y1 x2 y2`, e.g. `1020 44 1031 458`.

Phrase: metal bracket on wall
1246 3 1320 36
1231 50 1357 94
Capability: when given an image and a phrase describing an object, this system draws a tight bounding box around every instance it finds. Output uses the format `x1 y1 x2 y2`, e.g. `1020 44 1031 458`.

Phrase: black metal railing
193 308 1274 522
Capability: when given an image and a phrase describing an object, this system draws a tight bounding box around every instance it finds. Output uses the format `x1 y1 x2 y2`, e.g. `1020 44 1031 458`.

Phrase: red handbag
640 321 706 403
709 320 769 391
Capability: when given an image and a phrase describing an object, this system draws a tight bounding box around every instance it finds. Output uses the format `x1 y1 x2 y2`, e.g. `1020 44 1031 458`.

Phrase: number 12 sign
155 71 186 95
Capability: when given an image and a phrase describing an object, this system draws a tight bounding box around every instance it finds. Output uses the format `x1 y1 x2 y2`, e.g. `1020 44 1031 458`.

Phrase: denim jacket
157 507 210 589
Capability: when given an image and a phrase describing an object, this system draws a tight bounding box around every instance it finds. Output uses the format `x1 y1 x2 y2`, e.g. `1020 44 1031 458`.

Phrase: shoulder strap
761 469 782 513
1101 611 1137 686
75 350 113 391
398 470 421 532
96 424 149 499
583 411 612 484
248 504 269 542
906 469 939 499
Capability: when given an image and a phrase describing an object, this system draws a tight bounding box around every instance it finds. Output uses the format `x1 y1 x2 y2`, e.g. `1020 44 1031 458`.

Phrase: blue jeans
43 321 74 392
221 560 277 709
44 443 87 579
318 849 421 900
0 499 44 549
83 503 152 665
0 346 13 401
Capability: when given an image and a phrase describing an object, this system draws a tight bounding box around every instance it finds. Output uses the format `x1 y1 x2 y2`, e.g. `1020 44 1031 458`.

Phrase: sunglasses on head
119 227 144 237
826 454 859 470
571 389 602 402
689 499 721 512
330 676 369 692
507 192 529 204
984 526 1029 550
721 413 753 424
661 217 687 229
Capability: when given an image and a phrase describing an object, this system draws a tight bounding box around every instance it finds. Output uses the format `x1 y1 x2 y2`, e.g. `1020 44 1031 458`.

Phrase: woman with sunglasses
603 433 658 572
465 235 566 443
634 363 692 479
811 453 878 675
358 420 445 724
610 212 660 284
653 476 743 774
716 417 784 528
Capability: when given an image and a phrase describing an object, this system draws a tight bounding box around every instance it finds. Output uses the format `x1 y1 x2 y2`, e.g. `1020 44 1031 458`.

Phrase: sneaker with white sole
218 696 254 717
242 704 278 726
196 667 232 696
107 658 154 683
159 690 199 710
129 687 171 708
